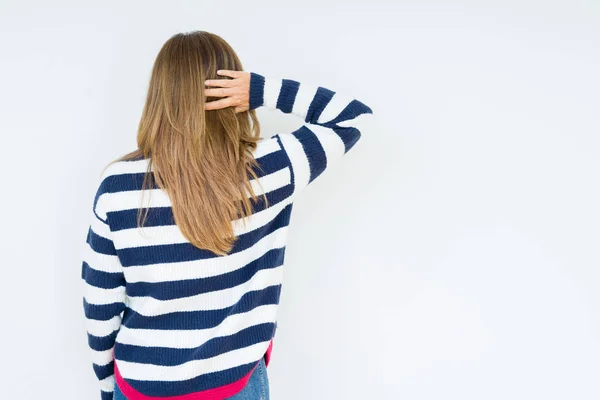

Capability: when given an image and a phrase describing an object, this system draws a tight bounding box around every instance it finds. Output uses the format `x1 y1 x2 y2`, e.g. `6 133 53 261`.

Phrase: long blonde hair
108 31 268 256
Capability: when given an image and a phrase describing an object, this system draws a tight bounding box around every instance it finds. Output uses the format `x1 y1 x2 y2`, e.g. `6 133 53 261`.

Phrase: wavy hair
108 31 267 256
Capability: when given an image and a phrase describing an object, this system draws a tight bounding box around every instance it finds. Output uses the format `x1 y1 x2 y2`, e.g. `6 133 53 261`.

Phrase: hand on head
204 70 251 113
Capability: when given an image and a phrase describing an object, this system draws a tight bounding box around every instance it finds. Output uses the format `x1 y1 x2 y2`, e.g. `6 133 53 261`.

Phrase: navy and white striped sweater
81 71 374 400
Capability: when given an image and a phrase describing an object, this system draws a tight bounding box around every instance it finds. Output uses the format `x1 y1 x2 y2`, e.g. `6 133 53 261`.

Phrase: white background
1 0 598 399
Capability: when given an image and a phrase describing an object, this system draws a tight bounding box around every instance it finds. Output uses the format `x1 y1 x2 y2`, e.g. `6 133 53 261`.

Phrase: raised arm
248 72 374 198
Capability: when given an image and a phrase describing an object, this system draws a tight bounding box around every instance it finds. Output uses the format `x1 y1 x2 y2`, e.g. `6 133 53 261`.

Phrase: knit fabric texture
81 71 374 400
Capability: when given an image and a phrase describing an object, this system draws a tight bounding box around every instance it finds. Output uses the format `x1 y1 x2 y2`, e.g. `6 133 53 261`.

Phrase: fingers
205 78 234 88
204 70 241 87
216 69 243 78
204 97 235 111
204 87 232 97
204 70 247 112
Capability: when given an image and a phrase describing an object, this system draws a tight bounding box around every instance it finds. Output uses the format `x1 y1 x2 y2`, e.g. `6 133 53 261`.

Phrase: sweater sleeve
80 178 127 400
248 72 374 199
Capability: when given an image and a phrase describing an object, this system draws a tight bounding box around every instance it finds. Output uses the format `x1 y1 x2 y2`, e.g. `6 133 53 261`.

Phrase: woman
81 30 373 400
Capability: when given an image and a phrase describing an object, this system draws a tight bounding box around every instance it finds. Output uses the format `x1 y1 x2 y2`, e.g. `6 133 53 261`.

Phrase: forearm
248 71 374 196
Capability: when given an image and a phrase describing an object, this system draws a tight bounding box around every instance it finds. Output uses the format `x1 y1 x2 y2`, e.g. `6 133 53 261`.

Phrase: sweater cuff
101 390 113 400
249 72 265 110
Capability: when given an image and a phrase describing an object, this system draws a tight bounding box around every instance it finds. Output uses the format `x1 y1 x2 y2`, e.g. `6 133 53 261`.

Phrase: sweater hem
114 339 274 400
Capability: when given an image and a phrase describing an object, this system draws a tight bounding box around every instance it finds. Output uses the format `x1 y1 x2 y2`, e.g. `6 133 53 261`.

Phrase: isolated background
1 0 598 399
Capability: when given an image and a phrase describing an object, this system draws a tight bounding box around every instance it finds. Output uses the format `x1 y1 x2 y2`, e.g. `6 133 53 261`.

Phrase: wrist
248 72 265 110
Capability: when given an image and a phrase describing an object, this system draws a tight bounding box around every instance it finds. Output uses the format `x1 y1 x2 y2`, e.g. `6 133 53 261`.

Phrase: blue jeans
114 357 270 400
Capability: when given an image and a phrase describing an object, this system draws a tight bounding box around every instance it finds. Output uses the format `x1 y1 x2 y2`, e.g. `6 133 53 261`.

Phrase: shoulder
96 159 145 191
92 153 150 221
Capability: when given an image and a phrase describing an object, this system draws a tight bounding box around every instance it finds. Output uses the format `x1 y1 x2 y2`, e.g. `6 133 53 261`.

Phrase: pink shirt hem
114 339 274 400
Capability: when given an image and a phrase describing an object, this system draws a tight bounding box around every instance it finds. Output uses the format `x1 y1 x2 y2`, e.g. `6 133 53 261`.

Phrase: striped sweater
81 71 374 400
